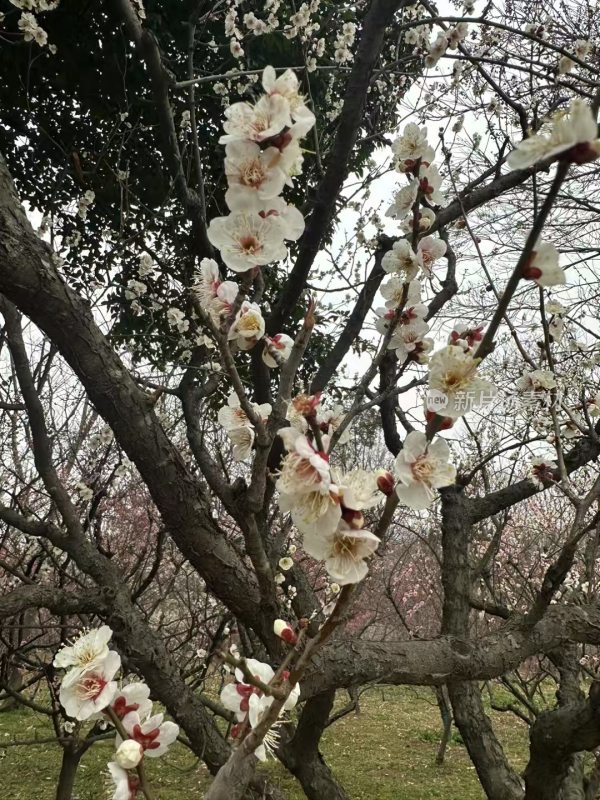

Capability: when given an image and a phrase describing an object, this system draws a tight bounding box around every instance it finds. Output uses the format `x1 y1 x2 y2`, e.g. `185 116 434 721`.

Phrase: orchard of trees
2 0 600 798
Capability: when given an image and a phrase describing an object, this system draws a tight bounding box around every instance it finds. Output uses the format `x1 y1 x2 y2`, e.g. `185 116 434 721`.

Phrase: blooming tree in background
3 1 600 799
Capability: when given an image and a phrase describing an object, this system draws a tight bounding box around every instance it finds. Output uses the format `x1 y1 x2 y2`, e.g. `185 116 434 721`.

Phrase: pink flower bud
273 619 297 645
376 470 395 496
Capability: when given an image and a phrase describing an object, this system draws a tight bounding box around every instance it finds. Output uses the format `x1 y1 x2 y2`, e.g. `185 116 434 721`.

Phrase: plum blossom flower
257 197 305 241
220 659 274 721
207 212 288 273
218 392 271 432
318 404 352 445
59 650 121 720
428 345 496 418
54 626 113 671
224 142 287 210
107 762 139 800
382 239 421 280
220 95 292 145
516 368 557 392
262 334 294 367
218 393 271 461
228 301 265 350
381 277 422 310
394 431 456 509
335 469 384 513
419 165 446 206
286 393 322 433
111 682 153 723
18 12 47 46
261 65 314 123
115 739 144 769
522 241 565 287
401 207 436 233
192 258 238 324
303 520 380 585
386 179 420 220
425 32 448 67
529 457 558 488
120 712 179 758
391 123 431 164
417 235 447 276
448 324 484 351
507 99 600 169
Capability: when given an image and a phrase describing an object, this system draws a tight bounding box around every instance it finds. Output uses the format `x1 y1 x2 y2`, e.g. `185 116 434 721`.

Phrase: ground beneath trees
0 686 529 799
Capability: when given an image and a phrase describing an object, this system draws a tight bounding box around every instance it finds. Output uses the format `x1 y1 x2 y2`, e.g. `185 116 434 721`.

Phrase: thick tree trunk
55 745 82 800
440 487 524 800
280 691 351 800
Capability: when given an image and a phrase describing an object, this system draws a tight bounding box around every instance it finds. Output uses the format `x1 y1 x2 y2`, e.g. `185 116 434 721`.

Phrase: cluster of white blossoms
12 0 60 50
54 626 178 800
194 256 294 375
220 657 300 761
377 123 450 365
507 98 600 170
207 67 315 274
275 393 393 584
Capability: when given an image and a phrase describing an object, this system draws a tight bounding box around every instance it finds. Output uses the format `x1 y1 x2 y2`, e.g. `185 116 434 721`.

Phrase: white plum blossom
228 301 266 350
318 404 352 445
386 179 419 220
110 682 153 723
425 32 448 67
419 164 446 206
401 207 436 233
59 650 121 720
18 11 48 46
382 239 421 280
107 762 139 800
166 307 189 334
120 712 179 758
428 345 496 418
529 457 558 489
207 212 287 273
220 95 292 145
218 393 271 461
193 258 238 324
303 520 380 585
261 65 314 123
391 123 430 163
508 98 600 169
381 277 422 310
417 235 447 276
262 333 294 367
515 368 557 392
54 626 113 672
394 431 456 509
522 241 565 287
447 22 468 49
224 142 287 210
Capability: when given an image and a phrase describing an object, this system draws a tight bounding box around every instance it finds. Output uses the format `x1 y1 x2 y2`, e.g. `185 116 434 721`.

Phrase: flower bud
274 619 298 645
425 409 454 430
115 739 144 769
376 469 395 496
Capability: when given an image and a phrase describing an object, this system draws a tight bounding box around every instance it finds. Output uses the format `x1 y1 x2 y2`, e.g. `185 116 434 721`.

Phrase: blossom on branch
507 98 600 169
394 431 456 509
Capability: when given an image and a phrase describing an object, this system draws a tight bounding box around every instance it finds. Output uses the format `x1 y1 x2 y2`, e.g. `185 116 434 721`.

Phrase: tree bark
440 487 524 800
55 745 82 800
280 691 351 800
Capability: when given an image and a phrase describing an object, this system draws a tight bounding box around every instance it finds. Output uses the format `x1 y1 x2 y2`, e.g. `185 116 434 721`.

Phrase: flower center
77 673 107 701
239 235 261 255
411 455 435 485
240 161 265 187
332 535 360 561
